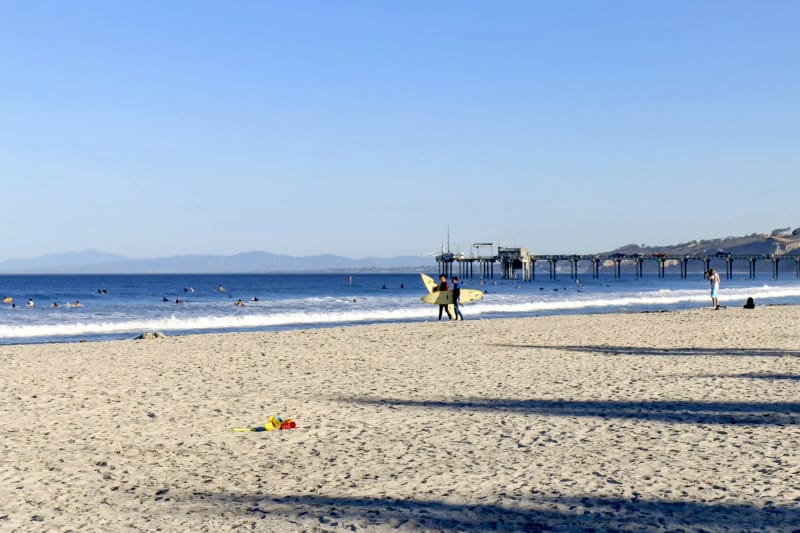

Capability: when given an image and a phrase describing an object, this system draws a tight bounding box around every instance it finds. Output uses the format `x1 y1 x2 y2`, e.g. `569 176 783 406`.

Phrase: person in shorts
707 269 721 309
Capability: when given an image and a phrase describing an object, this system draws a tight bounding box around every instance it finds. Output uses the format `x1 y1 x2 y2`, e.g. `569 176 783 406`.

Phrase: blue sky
1 1 798 260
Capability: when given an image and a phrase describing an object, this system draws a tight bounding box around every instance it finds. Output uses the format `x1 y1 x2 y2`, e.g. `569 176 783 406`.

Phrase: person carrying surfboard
434 275 452 320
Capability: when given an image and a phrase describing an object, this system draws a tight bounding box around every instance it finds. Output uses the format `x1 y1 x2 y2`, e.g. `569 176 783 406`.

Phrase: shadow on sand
190 492 800 532
344 397 800 426
494 345 800 358
700 372 800 381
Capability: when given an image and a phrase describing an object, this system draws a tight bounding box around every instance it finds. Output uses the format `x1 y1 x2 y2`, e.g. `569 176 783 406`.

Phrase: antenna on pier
440 225 452 254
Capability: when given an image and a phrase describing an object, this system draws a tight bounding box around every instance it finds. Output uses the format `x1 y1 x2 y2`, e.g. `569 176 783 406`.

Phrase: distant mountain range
0 250 433 274
2 227 798 274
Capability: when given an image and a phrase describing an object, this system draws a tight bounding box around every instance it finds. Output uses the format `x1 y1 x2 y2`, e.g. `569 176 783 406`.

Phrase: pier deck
436 251 800 281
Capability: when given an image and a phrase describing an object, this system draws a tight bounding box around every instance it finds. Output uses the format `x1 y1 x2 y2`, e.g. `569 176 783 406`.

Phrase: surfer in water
434 274 452 320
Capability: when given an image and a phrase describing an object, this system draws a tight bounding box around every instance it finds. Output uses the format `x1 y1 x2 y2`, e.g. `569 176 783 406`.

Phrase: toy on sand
232 415 297 432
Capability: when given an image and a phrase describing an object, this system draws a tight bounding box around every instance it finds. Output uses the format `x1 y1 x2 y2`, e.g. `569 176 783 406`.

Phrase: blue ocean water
2 271 800 344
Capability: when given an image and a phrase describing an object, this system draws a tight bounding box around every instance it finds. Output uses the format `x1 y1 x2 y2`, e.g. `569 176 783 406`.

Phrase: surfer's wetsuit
452 280 464 320
437 280 452 320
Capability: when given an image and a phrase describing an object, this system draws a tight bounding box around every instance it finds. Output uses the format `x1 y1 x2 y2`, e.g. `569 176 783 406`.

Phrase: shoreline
2 306 800 530
0 300 795 347
4 272 800 347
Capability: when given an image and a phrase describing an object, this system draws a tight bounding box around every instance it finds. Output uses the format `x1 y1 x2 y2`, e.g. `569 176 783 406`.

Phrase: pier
437 246 800 281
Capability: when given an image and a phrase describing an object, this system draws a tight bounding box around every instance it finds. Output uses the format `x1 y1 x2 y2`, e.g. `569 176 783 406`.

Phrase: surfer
451 276 464 321
235 299 246 307
26 299 34 308
434 275 452 320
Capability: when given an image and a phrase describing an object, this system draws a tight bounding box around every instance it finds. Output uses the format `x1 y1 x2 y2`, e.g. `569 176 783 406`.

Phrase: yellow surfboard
420 273 438 294
420 288 483 305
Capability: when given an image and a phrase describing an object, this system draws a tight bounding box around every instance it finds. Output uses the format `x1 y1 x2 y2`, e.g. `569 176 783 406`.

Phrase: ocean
2 271 800 344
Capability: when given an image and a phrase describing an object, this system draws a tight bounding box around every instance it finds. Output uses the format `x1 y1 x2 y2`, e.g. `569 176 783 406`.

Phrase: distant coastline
1 227 797 274
0 250 434 275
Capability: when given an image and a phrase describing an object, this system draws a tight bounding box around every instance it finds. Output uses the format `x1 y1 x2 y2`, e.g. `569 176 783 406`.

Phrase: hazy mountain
0 250 432 274
0 250 130 273
3 227 798 274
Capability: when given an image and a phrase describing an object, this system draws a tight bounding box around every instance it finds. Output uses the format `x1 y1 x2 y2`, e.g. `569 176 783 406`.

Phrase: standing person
707 268 721 309
451 276 464 321
434 274 452 320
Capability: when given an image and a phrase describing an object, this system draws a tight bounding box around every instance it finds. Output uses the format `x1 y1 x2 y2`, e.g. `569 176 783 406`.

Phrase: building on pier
497 247 532 281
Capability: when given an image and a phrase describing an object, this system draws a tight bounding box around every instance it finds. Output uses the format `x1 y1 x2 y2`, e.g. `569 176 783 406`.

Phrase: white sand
2 306 800 531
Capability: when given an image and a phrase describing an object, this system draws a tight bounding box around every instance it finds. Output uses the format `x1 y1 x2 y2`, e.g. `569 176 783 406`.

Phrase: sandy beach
2 306 800 532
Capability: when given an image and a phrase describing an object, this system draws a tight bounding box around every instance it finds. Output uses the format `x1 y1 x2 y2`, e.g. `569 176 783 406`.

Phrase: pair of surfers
434 274 464 321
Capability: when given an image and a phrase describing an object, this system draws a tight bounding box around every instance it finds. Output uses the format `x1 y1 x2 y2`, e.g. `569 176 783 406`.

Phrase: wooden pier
437 249 800 281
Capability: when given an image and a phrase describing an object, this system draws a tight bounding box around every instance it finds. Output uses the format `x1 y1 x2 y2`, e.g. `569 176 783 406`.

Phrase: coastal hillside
610 227 800 257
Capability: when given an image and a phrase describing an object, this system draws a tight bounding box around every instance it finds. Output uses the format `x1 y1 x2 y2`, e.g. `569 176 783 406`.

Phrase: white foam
470 284 800 315
0 308 433 339
3 283 800 340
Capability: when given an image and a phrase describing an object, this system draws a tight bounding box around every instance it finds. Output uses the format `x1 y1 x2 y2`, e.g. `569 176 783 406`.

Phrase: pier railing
436 252 800 281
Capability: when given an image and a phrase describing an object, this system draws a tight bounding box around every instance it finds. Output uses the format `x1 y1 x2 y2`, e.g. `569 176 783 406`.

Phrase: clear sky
2 1 798 260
